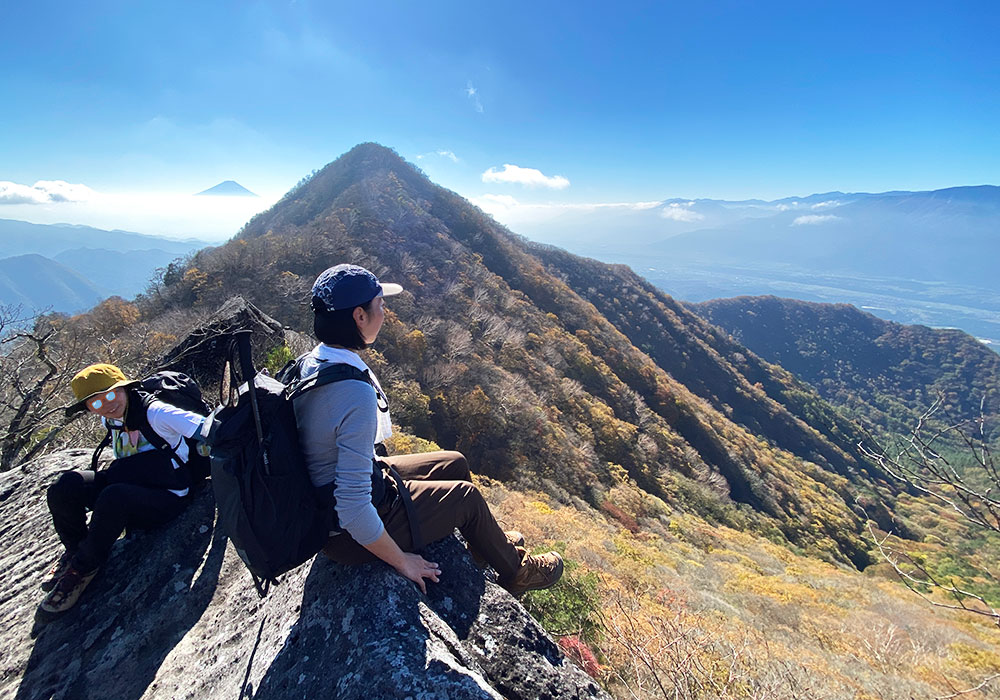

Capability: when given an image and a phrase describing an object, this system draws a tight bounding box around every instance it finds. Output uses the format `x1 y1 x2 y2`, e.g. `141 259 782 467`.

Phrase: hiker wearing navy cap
293 263 563 595
39 363 207 615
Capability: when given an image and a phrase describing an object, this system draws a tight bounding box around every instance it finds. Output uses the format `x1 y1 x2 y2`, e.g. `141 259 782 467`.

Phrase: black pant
47 469 188 572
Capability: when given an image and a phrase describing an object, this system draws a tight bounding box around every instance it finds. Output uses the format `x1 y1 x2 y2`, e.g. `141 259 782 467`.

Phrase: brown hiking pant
321 450 523 582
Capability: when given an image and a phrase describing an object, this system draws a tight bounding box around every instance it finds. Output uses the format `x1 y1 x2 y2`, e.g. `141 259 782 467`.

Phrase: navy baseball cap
311 264 403 312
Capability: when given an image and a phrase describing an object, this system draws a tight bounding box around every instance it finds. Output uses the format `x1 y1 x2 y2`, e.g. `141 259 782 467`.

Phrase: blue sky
1 0 997 240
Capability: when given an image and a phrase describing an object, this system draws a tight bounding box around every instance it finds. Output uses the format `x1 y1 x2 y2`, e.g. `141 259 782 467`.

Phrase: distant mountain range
195 180 257 197
0 219 211 314
0 254 105 312
653 186 1000 286
511 185 1000 343
514 185 1000 259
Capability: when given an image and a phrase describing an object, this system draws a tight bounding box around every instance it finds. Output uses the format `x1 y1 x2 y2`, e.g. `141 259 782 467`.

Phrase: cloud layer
660 201 704 222
416 150 460 163
792 214 841 226
0 189 276 242
470 195 663 222
481 164 570 189
0 180 96 205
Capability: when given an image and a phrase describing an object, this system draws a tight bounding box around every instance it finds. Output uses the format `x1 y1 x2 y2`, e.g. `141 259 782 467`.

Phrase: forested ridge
691 295 1000 437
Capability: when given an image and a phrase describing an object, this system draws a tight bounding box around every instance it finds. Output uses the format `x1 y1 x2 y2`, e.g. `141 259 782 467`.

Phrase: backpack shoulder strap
123 387 177 458
274 355 305 385
385 463 423 550
90 427 113 471
286 363 374 401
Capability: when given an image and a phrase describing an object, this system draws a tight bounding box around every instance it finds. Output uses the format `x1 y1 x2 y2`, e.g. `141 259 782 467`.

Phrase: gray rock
156 296 286 386
0 450 608 700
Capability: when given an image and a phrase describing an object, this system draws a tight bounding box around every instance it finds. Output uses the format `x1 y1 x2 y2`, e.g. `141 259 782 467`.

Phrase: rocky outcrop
0 450 607 700
157 296 286 387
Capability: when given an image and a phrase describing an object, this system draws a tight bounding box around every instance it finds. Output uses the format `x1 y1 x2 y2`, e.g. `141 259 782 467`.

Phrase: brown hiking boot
41 551 74 592
469 530 526 567
506 551 564 596
39 566 98 614
506 531 526 549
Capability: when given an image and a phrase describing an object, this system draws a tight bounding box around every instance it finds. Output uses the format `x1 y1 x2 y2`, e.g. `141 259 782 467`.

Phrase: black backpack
205 334 386 597
92 371 212 484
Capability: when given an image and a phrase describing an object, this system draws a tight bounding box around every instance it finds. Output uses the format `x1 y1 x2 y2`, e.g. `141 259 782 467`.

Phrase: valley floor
613 259 1000 348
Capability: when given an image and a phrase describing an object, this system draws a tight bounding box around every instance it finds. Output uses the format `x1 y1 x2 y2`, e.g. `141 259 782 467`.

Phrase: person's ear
353 305 366 326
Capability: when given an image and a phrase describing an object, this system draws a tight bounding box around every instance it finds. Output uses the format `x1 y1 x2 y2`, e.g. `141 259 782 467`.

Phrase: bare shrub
597 589 819 699
858 395 1000 698
858 396 1000 626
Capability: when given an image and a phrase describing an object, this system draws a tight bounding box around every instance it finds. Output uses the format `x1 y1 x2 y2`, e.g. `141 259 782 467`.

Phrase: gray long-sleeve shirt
293 378 385 546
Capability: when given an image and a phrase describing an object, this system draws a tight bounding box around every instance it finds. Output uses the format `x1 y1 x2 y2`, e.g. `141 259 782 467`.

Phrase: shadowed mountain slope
0 254 105 312
150 143 899 565
526 246 872 475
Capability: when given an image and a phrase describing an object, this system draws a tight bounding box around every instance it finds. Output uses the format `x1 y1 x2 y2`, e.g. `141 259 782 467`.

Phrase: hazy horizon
3 176 997 246
3 1 997 243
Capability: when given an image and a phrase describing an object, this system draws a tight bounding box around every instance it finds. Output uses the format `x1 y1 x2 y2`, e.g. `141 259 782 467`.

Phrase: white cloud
0 180 97 205
474 194 520 209
660 201 704 222
481 164 570 189
558 201 662 211
811 200 841 209
792 214 841 226
466 81 484 113
0 183 47 205
416 150 460 163
471 195 669 223
36 180 97 203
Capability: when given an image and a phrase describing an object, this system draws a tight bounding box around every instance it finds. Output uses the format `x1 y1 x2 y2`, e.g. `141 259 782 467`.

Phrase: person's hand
394 553 441 594
362 530 441 594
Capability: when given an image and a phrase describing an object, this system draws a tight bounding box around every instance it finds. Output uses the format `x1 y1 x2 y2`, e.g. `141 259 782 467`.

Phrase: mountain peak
316 142 419 183
195 180 257 197
235 143 433 240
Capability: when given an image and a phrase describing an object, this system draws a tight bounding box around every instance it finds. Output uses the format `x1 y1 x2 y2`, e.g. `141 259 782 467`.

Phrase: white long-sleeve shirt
103 400 204 497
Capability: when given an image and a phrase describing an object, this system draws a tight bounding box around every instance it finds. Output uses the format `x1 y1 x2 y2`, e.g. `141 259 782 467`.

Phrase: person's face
354 296 386 345
87 388 127 420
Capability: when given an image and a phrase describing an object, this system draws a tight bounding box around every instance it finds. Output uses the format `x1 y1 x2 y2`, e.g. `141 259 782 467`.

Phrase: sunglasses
88 390 117 411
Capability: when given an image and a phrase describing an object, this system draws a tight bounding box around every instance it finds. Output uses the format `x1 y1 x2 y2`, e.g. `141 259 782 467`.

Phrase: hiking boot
41 551 74 592
38 566 98 614
506 551 564 596
469 530 527 567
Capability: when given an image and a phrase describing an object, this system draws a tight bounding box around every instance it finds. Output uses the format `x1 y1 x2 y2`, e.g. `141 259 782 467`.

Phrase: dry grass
476 477 1000 700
